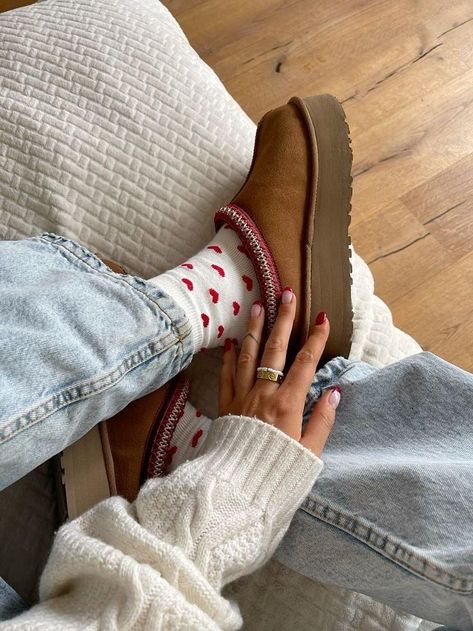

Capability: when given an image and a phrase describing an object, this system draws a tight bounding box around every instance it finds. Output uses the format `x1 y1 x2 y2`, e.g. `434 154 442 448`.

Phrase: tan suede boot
62 375 190 514
215 94 353 365
61 259 191 510
100 376 190 501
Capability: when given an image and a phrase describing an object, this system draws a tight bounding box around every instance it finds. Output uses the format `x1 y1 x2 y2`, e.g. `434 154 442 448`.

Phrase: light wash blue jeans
277 355 473 631
0 234 471 630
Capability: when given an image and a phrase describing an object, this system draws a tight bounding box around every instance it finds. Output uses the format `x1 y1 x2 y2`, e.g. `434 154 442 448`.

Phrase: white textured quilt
0 0 434 628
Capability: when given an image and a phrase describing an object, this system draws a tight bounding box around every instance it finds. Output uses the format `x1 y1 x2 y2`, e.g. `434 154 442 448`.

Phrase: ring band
244 332 260 345
256 366 285 384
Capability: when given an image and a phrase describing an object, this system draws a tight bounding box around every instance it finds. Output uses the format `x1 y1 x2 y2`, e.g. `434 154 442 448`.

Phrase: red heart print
233 301 240 315
207 245 222 254
217 324 224 338
181 263 194 269
211 264 225 277
191 429 203 448
182 278 193 291
201 313 209 328
209 288 219 304
242 275 253 291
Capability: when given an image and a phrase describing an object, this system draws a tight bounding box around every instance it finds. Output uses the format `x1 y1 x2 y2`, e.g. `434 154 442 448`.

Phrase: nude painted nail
329 386 341 409
281 287 294 304
251 301 263 318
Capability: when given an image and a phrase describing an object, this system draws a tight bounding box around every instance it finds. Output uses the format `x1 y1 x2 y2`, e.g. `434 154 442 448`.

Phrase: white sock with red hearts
150 226 261 352
167 401 211 472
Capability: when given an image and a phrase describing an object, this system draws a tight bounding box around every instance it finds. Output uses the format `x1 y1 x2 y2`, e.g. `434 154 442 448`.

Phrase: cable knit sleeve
1 416 323 630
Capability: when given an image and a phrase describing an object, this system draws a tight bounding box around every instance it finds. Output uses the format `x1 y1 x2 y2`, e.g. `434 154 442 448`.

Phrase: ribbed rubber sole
290 94 353 363
60 426 112 520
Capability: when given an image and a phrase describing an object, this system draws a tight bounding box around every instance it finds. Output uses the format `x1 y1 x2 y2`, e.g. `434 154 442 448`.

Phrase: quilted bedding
0 0 435 628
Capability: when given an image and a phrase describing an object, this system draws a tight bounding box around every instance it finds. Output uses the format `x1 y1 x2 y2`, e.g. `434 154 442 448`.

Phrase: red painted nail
333 385 342 393
315 311 327 325
224 338 233 352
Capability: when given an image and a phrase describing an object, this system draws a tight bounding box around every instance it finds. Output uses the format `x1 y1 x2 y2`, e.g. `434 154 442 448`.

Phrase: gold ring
244 332 260 345
256 367 284 384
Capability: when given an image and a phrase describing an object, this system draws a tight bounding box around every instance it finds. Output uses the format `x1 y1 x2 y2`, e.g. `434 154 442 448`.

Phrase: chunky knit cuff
200 415 324 517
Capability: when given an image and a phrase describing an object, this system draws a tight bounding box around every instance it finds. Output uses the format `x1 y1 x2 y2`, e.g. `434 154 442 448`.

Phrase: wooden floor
3 0 473 371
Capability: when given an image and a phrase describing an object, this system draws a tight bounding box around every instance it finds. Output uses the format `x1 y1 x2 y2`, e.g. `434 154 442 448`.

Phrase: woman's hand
219 288 340 457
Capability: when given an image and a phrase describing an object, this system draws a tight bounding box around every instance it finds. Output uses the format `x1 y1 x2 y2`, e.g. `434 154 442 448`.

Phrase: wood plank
402 152 473 223
369 234 451 306
391 251 473 370
351 199 452 305
433 318 473 372
426 198 473 261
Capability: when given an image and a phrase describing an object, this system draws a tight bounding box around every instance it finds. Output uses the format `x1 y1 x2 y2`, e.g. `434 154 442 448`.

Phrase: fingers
258 287 296 375
218 338 236 415
301 386 340 457
280 313 330 399
235 301 265 396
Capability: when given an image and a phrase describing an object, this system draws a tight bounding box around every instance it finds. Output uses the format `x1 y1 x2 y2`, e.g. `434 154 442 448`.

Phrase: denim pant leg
276 352 473 631
0 578 27 623
0 235 194 490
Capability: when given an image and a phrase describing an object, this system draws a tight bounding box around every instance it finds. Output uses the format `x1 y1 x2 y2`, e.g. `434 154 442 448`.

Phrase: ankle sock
149 226 261 352
167 401 211 472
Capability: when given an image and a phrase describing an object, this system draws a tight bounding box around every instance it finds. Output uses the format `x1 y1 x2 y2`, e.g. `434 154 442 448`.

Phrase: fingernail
251 301 263 318
329 386 341 409
224 338 233 352
316 311 327 325
281 287 294 304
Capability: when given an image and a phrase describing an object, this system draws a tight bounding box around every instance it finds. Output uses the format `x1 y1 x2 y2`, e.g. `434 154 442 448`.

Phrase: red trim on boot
142 376 191 480
214 204 282 333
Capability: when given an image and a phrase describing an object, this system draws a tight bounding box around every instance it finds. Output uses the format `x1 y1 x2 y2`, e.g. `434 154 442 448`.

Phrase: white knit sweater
2 415 323 630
